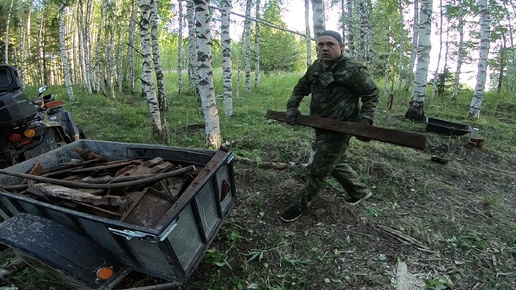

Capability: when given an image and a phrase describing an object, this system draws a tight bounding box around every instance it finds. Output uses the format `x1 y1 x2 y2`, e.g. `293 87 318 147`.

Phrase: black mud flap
0 213 128 290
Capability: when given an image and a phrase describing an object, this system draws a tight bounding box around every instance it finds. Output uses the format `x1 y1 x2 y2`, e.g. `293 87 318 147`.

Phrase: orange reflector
96 267 114 280
9 134 22 142
45 100 64 108
24 129 37 138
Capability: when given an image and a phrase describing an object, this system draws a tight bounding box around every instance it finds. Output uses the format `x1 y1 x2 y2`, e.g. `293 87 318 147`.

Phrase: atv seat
0 64 22 93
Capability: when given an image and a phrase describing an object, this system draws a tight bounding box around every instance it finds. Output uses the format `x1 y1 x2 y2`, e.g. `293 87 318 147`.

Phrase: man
280 30 380 222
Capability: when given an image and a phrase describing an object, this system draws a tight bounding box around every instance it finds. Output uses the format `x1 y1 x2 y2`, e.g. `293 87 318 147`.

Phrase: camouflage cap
319 30 342 43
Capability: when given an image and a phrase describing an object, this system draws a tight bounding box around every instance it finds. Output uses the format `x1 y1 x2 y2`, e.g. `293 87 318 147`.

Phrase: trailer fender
0 213 127 290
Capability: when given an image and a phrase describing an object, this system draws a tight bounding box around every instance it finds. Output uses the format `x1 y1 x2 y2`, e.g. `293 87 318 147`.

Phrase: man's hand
286 107 300 125
355 117 373 142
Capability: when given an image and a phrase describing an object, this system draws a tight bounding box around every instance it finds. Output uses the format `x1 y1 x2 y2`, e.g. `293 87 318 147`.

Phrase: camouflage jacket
287 55 379 123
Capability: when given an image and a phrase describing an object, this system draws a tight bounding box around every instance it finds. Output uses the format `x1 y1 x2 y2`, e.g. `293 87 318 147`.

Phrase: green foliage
257 0 305 72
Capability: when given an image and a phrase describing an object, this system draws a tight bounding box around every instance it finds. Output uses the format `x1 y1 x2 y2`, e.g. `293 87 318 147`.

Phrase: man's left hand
355 117 373 142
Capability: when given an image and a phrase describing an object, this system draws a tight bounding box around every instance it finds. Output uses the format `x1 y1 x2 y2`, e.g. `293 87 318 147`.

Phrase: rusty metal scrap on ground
0 148 200 228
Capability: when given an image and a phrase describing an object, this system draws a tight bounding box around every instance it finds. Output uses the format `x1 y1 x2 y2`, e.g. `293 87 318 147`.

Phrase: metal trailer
0 140 236 289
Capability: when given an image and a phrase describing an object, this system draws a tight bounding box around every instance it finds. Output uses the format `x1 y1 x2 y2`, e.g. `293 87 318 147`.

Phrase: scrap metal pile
0 147 200 228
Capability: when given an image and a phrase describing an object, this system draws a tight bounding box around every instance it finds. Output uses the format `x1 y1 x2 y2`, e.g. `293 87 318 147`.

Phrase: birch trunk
140 0 163 137
177 0 184 94
305 0 312 67
364 1 374 65
77 1 91 94
38 15 45 84
4 0 15 64
85 0 94 94
346 0 355 57
26 6 33 83
105 1 116 99
356 1 367 62
383 23 392 97
496 40 506 94
243 0 253 93
469 0 490 119
431 0 444 100
187 0 198 92
128 1 138 95
194 0 222 149
396 1 405 90
508 3 515 94
311 0 325 38
18 18 26 89
150 0 168 111
403 0 419 92
59 6 74 101
451 0 465 101
93 1 107 94
221 0 233 117
405 0 432 122
254 0 261 87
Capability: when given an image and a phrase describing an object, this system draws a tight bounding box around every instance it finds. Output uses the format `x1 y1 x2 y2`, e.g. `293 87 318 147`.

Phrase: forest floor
0 83 515 290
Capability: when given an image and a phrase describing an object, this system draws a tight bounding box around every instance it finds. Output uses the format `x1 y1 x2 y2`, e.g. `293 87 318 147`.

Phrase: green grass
1 72 515 290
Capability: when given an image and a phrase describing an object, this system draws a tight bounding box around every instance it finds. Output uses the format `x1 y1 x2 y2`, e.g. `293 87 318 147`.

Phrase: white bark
59 6 74 101
4 0 15 64
93 0 107 93
77 4 91 94
469 0 490 119
254 0 261 87
140 0 163 136
221 0 233 117
243 0 253 93
17 20 26 89
346 0 355 57
452 0 465 101
38 15 44 84
128 2 138 95
404 0 419 92
194 0 222 149
150 0 168 111
406 0 432 121
305 0 312 67
83 0 94 94
396 1 405 90
187 0 198 92
177 0 184 94
311 0 325 38
431 0 444 100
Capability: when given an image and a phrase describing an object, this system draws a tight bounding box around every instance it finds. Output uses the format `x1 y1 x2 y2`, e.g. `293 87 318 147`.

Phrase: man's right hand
285 107 300 125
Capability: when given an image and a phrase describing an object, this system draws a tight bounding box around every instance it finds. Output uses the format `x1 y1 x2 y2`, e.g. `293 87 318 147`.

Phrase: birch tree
187 0 198 92
177 0 184 94
221 0 233 116
451 0 466 101
58 5 74 100
405 0 432 121
140 0 163 137
311 0 325 38
431 0 444 100
128 1 138 95
4 0 15 64
254 0 261 87
469 0 491 119
346 0 355 58
150 0 168 111
305 0 312 67
243 0 253 93
403 0 419 92
194 0 222 149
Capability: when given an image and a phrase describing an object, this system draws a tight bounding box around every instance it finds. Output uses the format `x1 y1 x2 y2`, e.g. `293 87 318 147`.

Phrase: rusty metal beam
266 110 427 150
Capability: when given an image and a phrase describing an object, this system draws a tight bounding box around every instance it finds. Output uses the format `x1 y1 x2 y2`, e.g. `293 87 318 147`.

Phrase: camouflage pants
294 130 370 210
